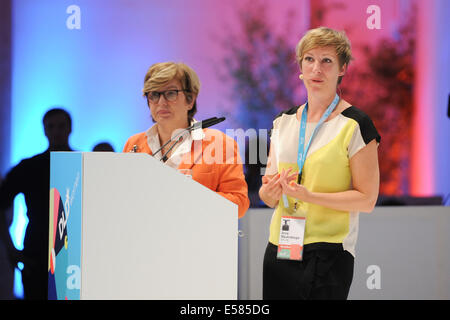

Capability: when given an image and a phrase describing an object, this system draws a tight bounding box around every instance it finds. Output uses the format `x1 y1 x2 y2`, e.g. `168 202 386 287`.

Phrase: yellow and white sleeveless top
266 106 380 257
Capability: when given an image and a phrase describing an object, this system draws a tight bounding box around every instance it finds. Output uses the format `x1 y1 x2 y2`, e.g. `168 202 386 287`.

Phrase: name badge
277 216 306 261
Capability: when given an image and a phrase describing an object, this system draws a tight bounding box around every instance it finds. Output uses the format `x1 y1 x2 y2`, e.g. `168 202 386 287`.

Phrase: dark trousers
263 242 354 300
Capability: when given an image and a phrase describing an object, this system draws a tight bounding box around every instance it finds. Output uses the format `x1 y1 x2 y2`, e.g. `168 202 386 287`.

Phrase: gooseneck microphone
153 117 226 162
200 116 225 129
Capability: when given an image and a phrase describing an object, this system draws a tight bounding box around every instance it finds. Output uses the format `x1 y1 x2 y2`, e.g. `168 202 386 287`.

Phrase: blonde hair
295 27 352 84
142 62 201 122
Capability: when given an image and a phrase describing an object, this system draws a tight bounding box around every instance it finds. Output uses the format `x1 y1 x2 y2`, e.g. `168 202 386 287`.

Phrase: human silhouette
92 142 115 152
0 108 73 300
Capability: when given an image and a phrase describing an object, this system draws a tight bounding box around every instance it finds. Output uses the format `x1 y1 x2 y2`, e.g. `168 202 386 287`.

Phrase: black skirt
263 242 354 300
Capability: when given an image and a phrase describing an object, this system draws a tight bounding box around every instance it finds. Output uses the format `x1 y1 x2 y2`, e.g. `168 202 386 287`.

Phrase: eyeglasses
146 90 187 103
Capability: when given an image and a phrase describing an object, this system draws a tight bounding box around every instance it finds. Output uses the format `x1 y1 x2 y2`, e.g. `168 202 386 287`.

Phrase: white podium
48 152 238 300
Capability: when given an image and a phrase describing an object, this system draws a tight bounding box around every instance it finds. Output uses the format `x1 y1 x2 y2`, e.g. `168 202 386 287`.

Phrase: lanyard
281 93 340 208
297 93 340 177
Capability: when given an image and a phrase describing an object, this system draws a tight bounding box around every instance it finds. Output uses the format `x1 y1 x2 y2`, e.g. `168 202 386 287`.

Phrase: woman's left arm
215 135 250 218
280 139 380 213
216 162 250 218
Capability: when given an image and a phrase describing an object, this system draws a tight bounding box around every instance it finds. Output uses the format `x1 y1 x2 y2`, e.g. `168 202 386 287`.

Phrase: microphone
159 116 225 162
152 117 217 158
186 116 225 130
153 117 226 162
199 116 225 129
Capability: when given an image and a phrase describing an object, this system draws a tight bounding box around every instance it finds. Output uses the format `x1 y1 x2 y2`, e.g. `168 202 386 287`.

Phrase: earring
299 74 304 80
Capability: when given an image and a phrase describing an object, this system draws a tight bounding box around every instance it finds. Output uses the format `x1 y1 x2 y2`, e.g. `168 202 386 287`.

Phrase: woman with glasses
259 27 381 299
123 62 249 218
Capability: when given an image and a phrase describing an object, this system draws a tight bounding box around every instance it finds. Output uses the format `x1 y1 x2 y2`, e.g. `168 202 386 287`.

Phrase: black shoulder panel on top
269 105 300 137
273 105 300 122
342 106 381 145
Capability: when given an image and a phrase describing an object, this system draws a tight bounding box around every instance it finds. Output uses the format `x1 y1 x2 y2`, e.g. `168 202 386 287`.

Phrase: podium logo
49 188 69 275
48 173 81 299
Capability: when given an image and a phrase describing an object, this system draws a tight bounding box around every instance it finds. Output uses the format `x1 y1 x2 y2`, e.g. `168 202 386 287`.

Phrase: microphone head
201 116 225 129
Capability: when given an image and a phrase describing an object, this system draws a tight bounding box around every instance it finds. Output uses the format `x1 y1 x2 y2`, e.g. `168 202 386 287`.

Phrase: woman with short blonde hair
296 26 353 84
260 27 380 300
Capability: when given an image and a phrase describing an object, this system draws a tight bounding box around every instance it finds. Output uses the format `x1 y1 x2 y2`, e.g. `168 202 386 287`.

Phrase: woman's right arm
259 142 287 208
259 173 282 208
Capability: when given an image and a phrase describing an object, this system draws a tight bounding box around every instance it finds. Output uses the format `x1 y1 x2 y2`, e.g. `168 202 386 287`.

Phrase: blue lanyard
297 93 340 177
281 94 339 209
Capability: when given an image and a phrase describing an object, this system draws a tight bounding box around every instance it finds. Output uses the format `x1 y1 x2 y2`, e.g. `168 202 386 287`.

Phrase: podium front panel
79 152 238 299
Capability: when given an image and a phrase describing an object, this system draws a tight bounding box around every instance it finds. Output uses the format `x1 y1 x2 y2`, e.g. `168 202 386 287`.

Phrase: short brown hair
296 27 352 84
142 62 201 123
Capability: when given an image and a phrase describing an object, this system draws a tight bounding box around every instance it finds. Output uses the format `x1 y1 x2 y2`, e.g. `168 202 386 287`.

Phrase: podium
48 152 238 300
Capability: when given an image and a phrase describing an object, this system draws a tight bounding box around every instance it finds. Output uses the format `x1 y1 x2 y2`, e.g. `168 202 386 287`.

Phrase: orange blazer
123 128 250 218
